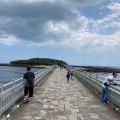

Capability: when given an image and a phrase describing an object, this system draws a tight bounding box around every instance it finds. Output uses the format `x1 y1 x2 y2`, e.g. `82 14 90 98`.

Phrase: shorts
24 87 34 97
70 73 73 75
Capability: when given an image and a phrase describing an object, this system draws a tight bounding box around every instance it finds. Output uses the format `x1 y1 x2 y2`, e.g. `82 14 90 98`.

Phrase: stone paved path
7 68 120 120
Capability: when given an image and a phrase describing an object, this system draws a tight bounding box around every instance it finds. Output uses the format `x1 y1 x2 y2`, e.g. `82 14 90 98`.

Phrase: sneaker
24 99 30 102
25 99 30 102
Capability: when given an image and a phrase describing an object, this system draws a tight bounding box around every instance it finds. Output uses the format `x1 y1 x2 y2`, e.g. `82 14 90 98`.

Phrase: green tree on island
10 58 67 66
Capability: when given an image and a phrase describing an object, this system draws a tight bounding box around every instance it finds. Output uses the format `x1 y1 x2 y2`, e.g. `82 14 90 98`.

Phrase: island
0 58 67 68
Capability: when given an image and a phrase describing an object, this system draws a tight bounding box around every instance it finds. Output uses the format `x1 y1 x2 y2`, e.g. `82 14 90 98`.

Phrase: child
66 72 70 83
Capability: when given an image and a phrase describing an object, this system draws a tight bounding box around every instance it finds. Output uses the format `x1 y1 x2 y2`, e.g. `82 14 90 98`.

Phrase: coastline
73 66 120 73
0 63 50 68
1 64 120 73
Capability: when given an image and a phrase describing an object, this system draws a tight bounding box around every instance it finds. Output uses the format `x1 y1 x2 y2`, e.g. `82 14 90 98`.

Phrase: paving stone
56 116 67 120
40 110 46 115
1 117 6 120
34 116 42 120
71 109 79 115
43 105 49 109
22 116 32 119
49 105 54 109
77 114 86 120
69 115 77 120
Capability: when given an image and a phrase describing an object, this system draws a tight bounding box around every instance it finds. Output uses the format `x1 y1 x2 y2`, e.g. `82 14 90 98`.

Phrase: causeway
3 67 120 120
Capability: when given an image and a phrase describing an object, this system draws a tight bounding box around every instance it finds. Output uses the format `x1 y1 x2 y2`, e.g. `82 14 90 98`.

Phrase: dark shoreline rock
73 66 120 73
0 63 47 68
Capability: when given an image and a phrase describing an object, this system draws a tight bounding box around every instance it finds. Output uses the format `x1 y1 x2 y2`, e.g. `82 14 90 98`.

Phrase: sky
0 0 120 66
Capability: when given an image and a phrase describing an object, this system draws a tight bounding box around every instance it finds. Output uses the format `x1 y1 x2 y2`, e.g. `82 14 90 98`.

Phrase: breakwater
73 66 120 73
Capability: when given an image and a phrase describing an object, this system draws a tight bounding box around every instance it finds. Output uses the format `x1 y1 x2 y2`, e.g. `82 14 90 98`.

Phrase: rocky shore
0 63 49 68
74 66 120 73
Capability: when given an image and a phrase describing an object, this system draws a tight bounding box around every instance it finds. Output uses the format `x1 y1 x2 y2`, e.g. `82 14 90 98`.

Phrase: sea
88 71 120 86
0 66 42 84
0 65 120 87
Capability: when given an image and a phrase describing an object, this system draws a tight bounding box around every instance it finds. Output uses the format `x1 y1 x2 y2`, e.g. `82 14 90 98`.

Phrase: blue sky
0 0 120 66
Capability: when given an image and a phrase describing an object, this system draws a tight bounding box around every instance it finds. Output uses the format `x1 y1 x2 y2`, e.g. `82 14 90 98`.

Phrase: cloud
0 34 20 45
0 0 88 43
62 31 120 51
88 2 120 35
70 0 104 6
0 0 120 54
107 2 120 14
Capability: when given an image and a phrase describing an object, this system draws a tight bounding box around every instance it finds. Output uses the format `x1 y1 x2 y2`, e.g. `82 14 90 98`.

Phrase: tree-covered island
10 58 67 66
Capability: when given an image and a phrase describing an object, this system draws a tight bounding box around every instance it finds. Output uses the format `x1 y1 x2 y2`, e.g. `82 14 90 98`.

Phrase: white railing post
0 84 3 110
0 84 3 93
13 79 15 87
95 74 98 91
85 72 86 77
89 73 91 78
96 74 98 82
12 79 16 105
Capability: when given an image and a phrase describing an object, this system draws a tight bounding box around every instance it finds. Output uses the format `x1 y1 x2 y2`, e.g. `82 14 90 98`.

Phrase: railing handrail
67 66 120 108
75 68 120 86
0 67 50 92
0 66 55 116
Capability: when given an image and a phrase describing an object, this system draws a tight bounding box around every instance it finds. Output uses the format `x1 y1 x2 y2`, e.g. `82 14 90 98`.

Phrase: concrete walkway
6 68 120 120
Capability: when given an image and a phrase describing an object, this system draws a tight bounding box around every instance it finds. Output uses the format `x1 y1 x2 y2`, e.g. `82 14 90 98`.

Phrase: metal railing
67 66 120 109
0 66 55 116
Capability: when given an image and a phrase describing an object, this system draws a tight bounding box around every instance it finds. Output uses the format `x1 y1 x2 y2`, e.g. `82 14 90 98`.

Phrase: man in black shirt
23 67 35 102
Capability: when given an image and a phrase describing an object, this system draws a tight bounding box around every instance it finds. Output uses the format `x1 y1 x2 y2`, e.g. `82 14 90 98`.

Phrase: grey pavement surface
3 68 120 120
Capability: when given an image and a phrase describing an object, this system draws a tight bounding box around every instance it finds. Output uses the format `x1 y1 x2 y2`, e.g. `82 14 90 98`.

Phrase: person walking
70 67 74 80
23 67 35 102
66 72 70 83
101 72 117 103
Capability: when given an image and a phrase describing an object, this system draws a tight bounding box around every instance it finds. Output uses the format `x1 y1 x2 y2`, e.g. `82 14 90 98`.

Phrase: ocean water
1 66 120 86
89 72 120 85
0 66 42 84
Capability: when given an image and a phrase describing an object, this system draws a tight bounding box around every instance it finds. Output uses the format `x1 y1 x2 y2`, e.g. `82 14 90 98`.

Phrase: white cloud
24 31 120 54
107 2 120 14
65 31 120 51
0 34 20 45
88 2 120 36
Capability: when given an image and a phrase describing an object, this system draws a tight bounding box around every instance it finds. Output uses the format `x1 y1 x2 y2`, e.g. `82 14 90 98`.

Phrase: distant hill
10 58 67 66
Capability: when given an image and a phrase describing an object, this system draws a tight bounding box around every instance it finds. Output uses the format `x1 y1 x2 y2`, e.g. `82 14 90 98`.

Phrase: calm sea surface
0 66 42 84
89 72 120 86
1 66 120 86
